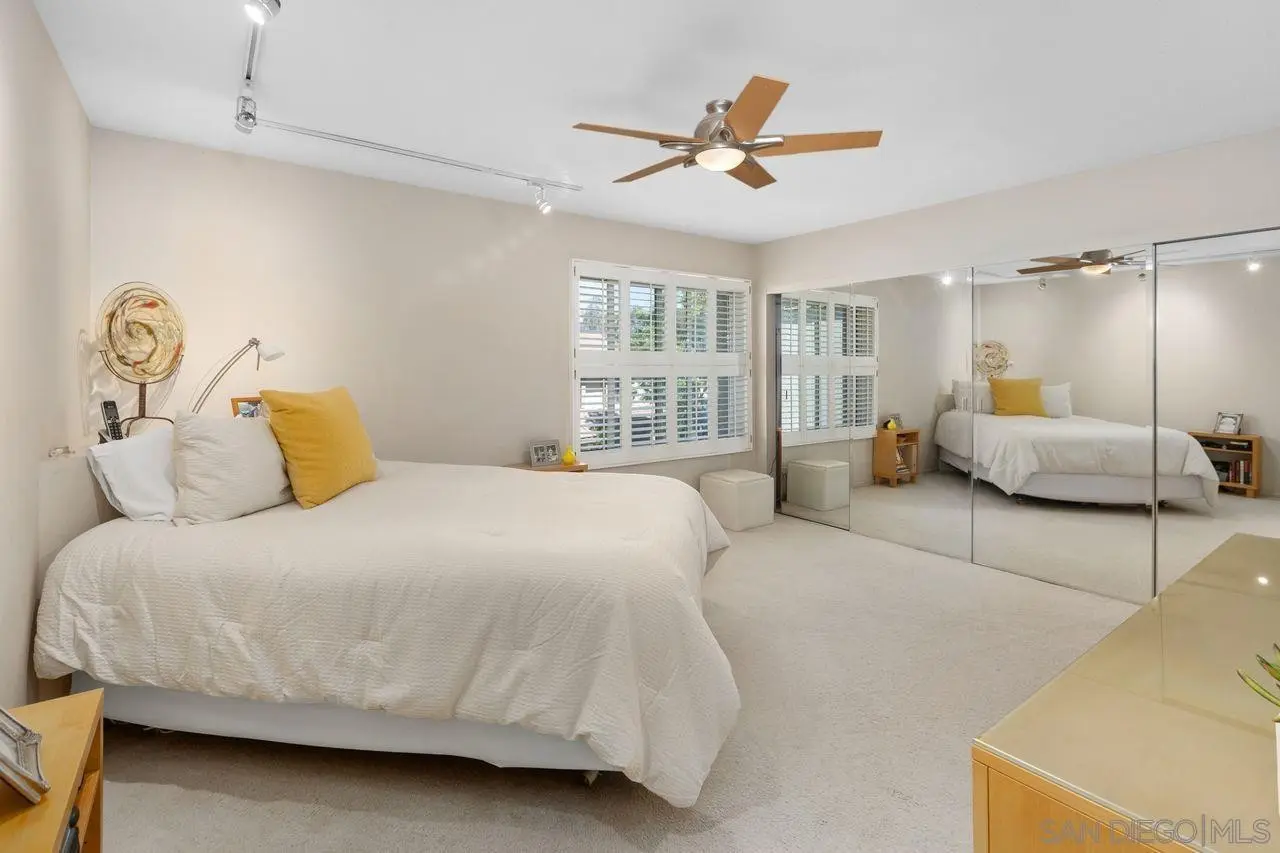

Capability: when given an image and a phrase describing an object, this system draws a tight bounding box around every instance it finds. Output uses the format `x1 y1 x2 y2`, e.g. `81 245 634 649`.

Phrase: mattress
34 461 738 807
934 411 1219 503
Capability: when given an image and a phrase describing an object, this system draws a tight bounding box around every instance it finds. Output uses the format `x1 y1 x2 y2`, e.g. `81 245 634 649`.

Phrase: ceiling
34 0 1280 244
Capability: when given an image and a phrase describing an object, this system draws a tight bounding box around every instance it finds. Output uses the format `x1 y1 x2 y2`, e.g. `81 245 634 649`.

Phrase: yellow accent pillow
259 387 377 508
990 377 1047 417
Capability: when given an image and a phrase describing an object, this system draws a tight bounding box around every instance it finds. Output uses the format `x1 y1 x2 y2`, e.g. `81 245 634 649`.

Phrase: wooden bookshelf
1188 431 1263 498
874 428 920 487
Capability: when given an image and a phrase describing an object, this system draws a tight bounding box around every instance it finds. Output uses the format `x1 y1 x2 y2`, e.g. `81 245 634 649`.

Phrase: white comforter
935 412 1219 503
35 462 738 807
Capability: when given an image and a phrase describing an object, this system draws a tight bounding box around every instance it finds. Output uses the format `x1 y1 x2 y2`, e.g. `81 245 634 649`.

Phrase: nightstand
507 462 589 473
1188 431 1263 497
0 690 104 853
874 428 920 487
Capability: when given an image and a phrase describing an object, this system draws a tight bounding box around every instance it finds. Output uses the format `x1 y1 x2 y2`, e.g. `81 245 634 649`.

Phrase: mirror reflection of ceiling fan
573 75 883 189
1017 249 1146 276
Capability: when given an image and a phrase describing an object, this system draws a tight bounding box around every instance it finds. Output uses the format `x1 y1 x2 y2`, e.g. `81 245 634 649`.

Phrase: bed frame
936 447 1206 505
71 674 612 773
41 456 614 780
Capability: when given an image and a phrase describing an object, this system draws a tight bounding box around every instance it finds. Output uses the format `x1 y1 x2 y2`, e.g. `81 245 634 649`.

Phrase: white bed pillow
1041 383 1073 418
86 424 177 521
951 381 995 414
173 412 292 524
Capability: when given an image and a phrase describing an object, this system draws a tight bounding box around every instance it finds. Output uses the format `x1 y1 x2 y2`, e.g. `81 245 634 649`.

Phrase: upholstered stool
699 469 774 531
787 459 850 511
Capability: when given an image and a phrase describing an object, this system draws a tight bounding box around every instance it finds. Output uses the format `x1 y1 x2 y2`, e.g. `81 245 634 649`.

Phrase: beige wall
0 0 90 705
89 130 758 483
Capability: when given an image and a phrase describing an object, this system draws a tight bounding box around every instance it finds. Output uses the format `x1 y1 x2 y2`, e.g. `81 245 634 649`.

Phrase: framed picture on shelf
1213 412 1244 435
231 396 265 418
0 707 50 804
528 440 562 468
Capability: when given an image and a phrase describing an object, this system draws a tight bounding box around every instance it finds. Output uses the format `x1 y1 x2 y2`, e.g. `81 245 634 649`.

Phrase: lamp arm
191 342 256 414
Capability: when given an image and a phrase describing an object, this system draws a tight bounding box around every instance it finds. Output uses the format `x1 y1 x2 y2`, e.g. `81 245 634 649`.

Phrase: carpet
101 516 1135 852
787 472 1280 603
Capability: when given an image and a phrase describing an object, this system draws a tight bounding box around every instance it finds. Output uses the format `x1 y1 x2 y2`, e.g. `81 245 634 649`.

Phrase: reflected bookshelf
1188 431 1263 498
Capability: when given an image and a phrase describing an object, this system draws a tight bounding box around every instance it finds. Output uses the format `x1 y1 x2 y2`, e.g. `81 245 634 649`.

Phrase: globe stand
119 380 175 437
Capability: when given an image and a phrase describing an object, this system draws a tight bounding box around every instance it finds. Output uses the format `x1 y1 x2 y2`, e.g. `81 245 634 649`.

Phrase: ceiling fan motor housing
695 100 735 141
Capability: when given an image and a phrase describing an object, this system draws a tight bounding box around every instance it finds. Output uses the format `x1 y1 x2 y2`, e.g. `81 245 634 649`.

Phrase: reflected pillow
1041 383 1073 418
990 377 1047 417
951 381 995 414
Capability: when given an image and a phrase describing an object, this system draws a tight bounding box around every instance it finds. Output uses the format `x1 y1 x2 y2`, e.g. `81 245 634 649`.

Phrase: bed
933 411 1219 505
34 461 739 808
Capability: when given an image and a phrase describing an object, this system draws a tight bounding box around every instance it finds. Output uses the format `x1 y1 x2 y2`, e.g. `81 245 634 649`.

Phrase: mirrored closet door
1154 227 1280 593
843 269 974 561
775 284 855 530
970 250 1156 603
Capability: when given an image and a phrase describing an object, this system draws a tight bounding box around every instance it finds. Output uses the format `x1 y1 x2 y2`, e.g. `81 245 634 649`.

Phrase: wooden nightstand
507 462 589 473
1188 431 1263 497
874 428 920 487
0 689 103 853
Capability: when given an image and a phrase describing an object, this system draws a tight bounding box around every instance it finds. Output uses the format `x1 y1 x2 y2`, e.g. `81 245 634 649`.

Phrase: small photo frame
528 440 563 468
882 413 903 430
231 396 265 418
0 706 50 804
1213 412 1244 435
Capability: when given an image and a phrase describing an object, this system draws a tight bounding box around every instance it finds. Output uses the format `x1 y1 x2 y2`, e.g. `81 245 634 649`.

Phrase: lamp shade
256 342 285 362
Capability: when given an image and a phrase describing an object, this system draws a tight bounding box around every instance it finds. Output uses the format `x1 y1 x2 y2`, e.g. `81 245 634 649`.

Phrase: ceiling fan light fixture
1082 263 1112 276
244 0 280 25
694 145 747 172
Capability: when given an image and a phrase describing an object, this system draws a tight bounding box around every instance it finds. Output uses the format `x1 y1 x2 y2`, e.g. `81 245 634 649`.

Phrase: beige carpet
101 517 1135 852
789 472 1280 603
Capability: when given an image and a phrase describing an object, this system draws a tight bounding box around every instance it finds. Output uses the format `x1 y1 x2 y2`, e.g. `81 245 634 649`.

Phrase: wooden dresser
0 690 104 852
974 534 1280 851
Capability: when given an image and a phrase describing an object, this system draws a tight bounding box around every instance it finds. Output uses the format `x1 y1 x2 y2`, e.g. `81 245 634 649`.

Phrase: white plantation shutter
577 277 621 352
577 377 622 452
572 261 751 467
780 290 878 445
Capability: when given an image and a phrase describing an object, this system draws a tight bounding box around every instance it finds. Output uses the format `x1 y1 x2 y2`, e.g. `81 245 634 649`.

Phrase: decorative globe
98 283 185 384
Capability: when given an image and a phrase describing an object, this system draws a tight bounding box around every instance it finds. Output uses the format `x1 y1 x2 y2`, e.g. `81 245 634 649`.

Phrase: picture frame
231 396 265 418
528 439 563 468
882 413 903 430
1213 412 1244 435
0 707 50 804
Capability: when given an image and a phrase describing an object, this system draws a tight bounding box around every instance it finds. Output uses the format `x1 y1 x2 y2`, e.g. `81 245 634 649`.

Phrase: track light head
234 95 258 134
244 0 281 25
532 184 552 215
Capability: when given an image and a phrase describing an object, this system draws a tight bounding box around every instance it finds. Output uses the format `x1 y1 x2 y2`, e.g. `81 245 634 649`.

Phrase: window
574 261 752 467
779 290 877 445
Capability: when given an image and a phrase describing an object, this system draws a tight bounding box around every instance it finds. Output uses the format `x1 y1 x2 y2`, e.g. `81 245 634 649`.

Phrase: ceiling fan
573 75 882 189
1017 249 1147 277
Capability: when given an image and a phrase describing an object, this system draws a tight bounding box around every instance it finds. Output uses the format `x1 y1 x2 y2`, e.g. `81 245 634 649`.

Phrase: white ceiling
34 0 1280 243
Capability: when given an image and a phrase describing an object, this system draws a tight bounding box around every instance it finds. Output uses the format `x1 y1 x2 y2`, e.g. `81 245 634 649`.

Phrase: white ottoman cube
699 469 774 531
787 459 850 511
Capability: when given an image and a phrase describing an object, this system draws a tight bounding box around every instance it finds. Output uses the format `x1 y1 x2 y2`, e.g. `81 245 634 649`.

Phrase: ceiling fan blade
613 155 688 183
754 131 883 157
1017 263 1085 275
1030 256 1082 265
724 76 789 141
573 123 701 144
728 157 776 190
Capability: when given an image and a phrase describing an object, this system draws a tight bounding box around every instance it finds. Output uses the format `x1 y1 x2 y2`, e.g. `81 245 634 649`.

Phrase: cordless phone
101 400 124 441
